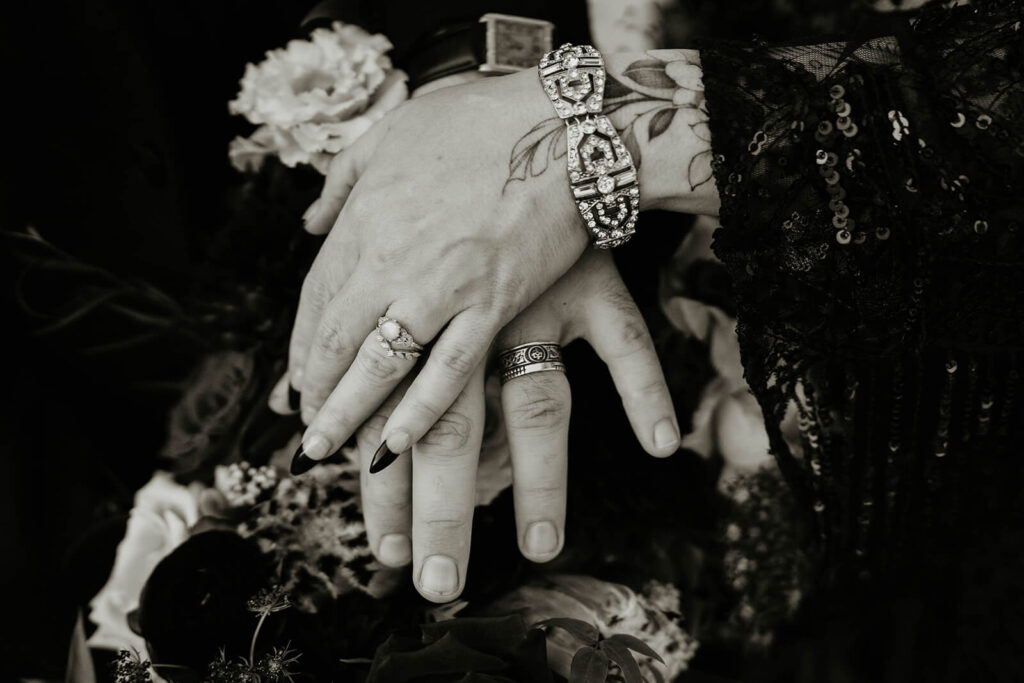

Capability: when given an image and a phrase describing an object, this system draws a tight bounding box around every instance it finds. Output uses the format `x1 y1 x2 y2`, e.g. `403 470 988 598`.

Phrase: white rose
87 472 199 655
228 22 408 174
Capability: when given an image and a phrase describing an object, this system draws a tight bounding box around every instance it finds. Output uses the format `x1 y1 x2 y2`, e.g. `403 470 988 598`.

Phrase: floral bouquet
82 20 812 683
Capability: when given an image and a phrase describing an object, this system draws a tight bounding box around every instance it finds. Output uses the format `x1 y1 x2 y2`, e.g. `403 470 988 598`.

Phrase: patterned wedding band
538 43 640 248
498 342 565 385
376 316 424 360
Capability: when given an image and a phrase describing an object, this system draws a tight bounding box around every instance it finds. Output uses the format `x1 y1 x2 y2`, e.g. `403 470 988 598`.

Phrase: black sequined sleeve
696 0 1024 584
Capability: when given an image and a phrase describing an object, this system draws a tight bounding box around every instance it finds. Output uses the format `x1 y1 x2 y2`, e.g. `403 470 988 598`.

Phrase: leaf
536 618 600 646
622 59 677 90
599 639 644 683
604 634 665 664
687 149 714 192
648 108 676 141
570 646 610 683
603 75 635 101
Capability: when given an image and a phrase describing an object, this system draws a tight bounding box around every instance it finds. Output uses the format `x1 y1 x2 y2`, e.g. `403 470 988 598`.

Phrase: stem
250 612 269 666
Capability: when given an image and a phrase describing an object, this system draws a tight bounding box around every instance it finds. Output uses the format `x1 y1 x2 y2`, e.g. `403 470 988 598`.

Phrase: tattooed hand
508 49 718 214
285 54 715 500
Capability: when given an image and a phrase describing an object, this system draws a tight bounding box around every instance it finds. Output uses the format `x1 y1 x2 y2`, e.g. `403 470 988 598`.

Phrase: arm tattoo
505 49 712 195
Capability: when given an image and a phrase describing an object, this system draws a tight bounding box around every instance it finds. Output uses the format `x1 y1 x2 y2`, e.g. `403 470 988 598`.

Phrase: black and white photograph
2 0 1022 680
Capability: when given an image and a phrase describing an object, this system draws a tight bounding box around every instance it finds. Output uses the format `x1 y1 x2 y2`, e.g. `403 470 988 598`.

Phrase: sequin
950 112 966 128
829 84 845 99
976 114 992 130
837 116 852 130
946 360 959 373
817 120 834 136
815 149 828 165
842 123 859 138
824 170 841 185
836 229 852 244
854 231 867 244
875 226 891 240
834 101 851 117
833 214 848 228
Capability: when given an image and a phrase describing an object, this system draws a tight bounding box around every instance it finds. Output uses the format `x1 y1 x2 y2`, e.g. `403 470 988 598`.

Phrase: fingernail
419 555 459 596
287 384 301 412
378 534 411 566
369 441 401 474
385 429 411 455
290 445 316 475
524 521 559 557
290 433 333 475
654 418 680 451
302 198 321 224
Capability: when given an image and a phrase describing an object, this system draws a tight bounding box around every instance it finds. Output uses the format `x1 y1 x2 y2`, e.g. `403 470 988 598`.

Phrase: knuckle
301 275 333 310
355 347 404 383
419 411 473 451
609 316 651 358
314 321 357 360
422 517 468 533
506 390 568 432
621 375 669 406
433 344 478 378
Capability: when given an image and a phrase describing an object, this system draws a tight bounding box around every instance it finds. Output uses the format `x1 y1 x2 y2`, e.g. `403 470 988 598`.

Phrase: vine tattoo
505 50 713 195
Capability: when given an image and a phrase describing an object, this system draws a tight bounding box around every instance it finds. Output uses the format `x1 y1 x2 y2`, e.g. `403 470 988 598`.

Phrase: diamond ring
376 317 424 359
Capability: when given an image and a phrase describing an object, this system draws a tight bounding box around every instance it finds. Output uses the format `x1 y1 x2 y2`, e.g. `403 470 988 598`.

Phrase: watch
404 13 555 91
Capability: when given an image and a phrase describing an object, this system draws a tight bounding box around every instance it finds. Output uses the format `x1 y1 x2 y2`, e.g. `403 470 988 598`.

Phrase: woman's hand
289 68 589 465
286 49 716 471
341 250 679 602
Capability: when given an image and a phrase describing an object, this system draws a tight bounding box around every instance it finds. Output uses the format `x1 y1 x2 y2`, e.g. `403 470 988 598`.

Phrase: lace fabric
700 1 1024 675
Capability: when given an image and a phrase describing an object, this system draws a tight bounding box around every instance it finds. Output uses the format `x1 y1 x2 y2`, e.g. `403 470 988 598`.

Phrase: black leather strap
404 21 486 91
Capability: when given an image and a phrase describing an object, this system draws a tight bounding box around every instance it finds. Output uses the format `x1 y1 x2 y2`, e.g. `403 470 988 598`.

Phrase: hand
289 68 589 466
342 251 679 602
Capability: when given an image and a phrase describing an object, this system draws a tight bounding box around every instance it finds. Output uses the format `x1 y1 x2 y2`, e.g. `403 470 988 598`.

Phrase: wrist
603 50 720 216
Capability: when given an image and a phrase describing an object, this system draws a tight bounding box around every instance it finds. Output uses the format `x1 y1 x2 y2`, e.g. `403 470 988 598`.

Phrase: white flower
663 215 773 481
87 472 200 654
228 22 408 174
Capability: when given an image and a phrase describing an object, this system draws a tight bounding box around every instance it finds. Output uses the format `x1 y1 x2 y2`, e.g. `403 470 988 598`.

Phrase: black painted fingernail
290 445 317 475
287 384 301 412
369 441 400 474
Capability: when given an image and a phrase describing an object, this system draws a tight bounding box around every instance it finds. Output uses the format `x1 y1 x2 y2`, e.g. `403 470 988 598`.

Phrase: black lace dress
700 1 1024 679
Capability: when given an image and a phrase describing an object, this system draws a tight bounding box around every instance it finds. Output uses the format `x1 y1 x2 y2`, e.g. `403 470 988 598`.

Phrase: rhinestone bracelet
538 43 639 248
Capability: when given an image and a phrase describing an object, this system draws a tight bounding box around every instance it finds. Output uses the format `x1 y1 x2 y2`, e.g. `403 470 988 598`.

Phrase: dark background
1 2 311 676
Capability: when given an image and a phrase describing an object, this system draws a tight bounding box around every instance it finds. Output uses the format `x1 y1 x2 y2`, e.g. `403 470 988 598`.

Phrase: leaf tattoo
504 118 565 192
506 51 712 197
622 59 678 90
648 107 676 140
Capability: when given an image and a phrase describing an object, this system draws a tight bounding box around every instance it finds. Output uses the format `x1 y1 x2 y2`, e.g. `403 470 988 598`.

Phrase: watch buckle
479 13 554 74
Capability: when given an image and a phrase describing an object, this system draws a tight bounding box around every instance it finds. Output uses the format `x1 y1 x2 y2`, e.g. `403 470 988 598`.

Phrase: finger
297 279 386 423
267 372 300 415
356 380 413 568
298 304 440 463
585 277 680 457
502 365 571 563
381 310 493 455
412 364 486 602
303 123 380 235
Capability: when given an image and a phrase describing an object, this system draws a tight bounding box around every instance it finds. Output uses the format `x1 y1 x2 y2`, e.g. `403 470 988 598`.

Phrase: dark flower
137 531 270 678
365 615 552 683
161 350 258 480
